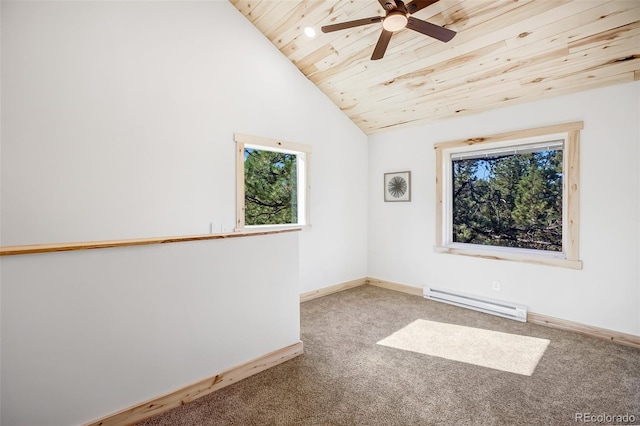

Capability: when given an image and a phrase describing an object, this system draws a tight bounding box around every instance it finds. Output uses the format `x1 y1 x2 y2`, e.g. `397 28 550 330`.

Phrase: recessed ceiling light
304 26 316 38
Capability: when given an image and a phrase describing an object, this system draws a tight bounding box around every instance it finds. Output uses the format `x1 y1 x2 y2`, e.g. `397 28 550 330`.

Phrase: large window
235 133 311 230
434 122 583 269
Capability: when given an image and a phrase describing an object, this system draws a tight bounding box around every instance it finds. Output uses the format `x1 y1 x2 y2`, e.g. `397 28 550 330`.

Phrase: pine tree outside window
235 134 311 230
434 122 583 269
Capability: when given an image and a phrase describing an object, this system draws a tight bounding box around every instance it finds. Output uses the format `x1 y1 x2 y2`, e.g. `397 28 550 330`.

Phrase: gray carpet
138 285 640 425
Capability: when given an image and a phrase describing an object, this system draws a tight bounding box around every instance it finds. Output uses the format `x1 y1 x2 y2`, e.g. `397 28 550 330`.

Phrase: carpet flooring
138 285 640 425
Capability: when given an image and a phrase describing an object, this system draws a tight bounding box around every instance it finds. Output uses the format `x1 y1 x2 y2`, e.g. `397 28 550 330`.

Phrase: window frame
434 122 583 269
235 133 311 231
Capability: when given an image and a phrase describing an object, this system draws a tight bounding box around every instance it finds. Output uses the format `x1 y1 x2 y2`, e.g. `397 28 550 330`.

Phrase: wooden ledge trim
528 312 640 350
0 228 301 257
85 341 303 426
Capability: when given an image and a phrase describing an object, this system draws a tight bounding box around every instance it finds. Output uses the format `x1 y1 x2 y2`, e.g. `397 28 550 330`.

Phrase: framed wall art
384 171 411 202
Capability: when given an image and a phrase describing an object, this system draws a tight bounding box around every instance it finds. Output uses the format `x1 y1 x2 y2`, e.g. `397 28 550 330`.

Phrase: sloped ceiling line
231 0 640 134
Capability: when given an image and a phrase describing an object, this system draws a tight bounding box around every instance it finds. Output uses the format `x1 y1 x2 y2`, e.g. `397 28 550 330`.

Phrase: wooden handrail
0 228 301 256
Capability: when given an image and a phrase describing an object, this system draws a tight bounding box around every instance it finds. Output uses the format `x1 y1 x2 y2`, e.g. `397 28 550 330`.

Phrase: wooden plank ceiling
231 0 640 135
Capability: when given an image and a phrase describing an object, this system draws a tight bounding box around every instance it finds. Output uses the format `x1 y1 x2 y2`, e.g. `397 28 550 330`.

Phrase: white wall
1 232 300 426
3 2 637 423
368 81 640 336
0 0 368 293
1 1 368 424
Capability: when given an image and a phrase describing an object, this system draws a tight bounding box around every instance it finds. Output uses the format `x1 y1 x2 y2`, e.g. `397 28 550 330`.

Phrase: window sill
433 245 583 270
236 224 311 233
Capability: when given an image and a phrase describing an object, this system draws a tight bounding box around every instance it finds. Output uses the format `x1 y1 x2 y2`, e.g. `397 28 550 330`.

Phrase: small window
235 133 311 230
434 122 583 269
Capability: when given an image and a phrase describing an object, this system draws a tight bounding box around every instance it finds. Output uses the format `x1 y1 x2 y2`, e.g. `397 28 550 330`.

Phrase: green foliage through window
452 149 563 251
244 148 298 225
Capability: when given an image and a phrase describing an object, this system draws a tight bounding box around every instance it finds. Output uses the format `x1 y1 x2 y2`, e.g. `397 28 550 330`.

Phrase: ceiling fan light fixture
382 11 408 32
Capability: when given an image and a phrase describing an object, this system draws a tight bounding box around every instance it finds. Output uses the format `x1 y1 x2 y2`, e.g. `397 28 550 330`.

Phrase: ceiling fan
321 0 456 60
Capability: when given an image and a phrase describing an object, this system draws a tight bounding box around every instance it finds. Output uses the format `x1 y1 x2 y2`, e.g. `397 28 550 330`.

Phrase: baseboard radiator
424 287 527 322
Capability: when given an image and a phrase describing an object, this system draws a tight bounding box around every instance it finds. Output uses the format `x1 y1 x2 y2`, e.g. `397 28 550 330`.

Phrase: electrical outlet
492 281 501 291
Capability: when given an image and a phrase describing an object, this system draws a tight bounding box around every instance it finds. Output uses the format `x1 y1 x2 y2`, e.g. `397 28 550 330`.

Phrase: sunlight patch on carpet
377 319 550 376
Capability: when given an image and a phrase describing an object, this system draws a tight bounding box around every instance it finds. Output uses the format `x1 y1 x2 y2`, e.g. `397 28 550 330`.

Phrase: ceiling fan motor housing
320 0 456 60
383 10 408 32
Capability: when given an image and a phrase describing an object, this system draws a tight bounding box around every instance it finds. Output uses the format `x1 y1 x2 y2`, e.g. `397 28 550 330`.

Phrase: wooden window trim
434 121 583 269
235 133 312 231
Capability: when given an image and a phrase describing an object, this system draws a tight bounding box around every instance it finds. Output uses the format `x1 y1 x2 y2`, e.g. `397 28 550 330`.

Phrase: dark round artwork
388 176 407 198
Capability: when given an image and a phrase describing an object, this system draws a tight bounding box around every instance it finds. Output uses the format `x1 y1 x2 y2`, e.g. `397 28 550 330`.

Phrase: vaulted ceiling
231 0 640 135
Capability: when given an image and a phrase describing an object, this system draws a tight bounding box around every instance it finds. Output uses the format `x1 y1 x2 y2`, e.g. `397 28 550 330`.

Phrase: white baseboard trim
300 278 368 302
85 341 304 426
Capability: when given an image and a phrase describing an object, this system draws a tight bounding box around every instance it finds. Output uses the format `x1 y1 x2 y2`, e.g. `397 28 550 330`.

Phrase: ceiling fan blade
405 0 439 15
406 17 456 42
378 0 398 11
371 29 393 60
321 16 383 33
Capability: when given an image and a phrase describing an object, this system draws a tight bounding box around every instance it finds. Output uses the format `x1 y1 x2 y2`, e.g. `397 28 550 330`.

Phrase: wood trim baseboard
85 341 303 426
300 278 368 302
298 278 639 350
366 280 639 350
299 278 423 302
528 313 640 350
0 228 301 257
366 278 423 296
